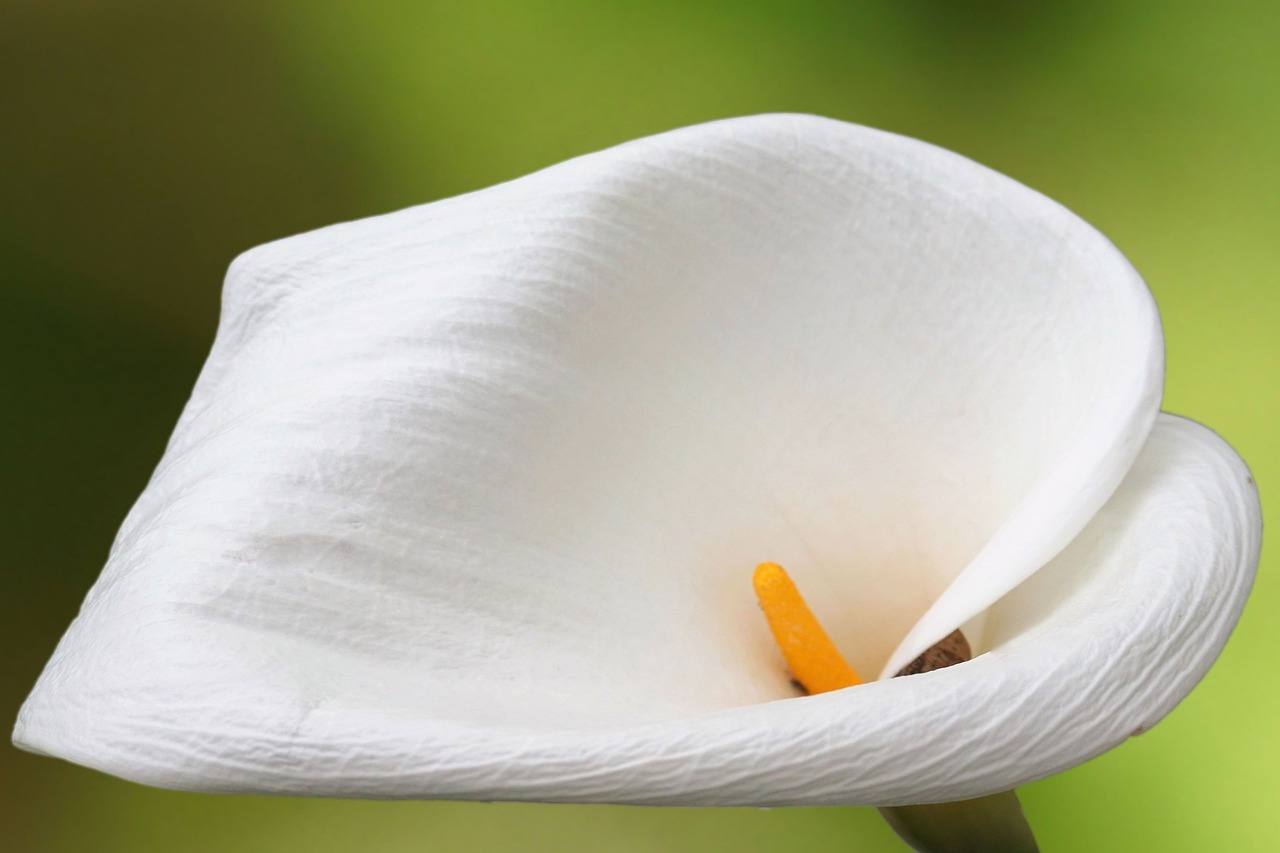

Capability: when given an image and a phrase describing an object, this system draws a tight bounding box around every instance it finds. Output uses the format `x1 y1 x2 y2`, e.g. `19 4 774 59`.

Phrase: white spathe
14 114 1259 805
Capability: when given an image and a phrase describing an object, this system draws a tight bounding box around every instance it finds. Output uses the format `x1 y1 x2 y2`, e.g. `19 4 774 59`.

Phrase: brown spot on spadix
894 629 972 677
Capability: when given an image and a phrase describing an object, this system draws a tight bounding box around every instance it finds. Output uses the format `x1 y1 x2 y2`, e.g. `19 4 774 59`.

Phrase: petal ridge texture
16 115 1251 805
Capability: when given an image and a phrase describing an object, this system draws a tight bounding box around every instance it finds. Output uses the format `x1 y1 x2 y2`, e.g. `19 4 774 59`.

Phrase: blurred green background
3 1 1276 850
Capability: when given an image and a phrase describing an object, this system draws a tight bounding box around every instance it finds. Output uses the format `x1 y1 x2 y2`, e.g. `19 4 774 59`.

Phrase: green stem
878 789 1039 852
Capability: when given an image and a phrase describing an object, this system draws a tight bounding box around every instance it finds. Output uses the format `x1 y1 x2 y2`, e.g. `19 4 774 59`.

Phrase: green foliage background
2 2 1276 850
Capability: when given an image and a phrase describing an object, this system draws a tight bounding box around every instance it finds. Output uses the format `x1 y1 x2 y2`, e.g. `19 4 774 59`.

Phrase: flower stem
878 789 1039 852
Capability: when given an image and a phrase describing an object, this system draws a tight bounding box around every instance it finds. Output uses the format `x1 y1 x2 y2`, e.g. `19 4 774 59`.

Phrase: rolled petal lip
13 114 1251 804
14 416 1259 804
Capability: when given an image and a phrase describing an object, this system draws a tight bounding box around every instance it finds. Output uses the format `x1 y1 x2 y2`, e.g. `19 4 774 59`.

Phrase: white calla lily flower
16 116 1258 828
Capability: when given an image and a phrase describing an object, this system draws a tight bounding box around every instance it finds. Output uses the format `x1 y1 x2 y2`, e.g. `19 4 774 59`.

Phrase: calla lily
15 115 1259 844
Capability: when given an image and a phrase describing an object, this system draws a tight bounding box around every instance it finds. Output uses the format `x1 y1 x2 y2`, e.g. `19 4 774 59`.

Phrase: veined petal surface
16 115 1190 801
16 416 1257 802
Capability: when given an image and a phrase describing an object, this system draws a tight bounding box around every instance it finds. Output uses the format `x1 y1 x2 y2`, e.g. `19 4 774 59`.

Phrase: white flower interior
17 117 1179 789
